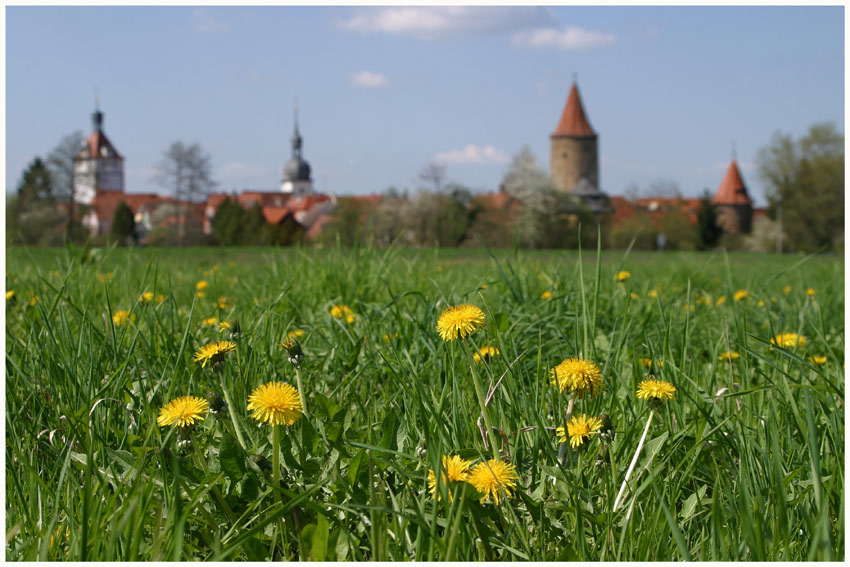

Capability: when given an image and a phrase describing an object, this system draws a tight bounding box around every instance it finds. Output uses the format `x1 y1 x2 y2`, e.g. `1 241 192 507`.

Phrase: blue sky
5 6 845 206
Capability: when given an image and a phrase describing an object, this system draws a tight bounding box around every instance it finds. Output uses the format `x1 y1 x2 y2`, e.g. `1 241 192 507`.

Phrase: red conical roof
552 83 596 138
712 160 752 206
76 131 123 160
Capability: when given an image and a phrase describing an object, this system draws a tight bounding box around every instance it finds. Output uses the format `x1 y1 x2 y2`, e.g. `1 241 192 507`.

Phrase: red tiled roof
285 193 332 213
76 131 123 160
610 196 704 227
262 206 294 224
237 191 291 208
474 192 520 211
712 160 753 206
552 83 596 138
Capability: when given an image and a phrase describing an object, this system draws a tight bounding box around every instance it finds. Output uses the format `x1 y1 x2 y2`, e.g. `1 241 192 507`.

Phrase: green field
5 245 845 561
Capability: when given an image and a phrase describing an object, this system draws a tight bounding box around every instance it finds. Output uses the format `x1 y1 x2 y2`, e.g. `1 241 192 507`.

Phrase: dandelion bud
205 391 227 415
229 321 241 342
597 413 615 445
280 338 304 367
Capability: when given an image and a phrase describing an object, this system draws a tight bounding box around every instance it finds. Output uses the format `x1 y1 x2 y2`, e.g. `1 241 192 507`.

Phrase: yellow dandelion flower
156 294 165 303
733 289 750 301
805 288 817 296
157 396 209 428
217 296 231 309
630 292 640 300
193 340 237 367
648 289 658 298
636 378 677 403
808 355 827 366
196 291 206 299
466 459 518 505
382 332 399 341
614 270 631 282
246 382 303 426
541 290 553 300
715 295 726 306
719 351 740 361
139 291 154 303
427 455 472 501
196 280 208 291
29 296 39 306
6 290 15 300
473 346 500 364
770 333 807 349
436 304 486 342
201 316 219 327
112 309 133 326
556 414 603 449
218 320 231 332
330 304 355 324
638 358 664 369
757 300 765 307
287 329 306 339
782 285 791 295
550 357 604 398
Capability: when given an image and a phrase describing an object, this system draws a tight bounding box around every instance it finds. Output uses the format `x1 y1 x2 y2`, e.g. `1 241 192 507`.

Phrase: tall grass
5 245 844 561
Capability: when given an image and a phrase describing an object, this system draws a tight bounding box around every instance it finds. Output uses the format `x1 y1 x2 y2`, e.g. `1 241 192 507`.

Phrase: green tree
110 201 137 245
211 198 246 245
757 122 844 251
12 157 64 245
696 190 723 250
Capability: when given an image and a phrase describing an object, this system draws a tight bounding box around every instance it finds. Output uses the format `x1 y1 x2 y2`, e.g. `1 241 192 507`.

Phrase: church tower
712 158 753 234
281 104 313 196
73 98 124 205
550 80 610 213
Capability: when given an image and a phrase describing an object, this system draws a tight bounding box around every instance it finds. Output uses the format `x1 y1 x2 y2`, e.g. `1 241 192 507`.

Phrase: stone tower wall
550 136 598 192
716 204 753 234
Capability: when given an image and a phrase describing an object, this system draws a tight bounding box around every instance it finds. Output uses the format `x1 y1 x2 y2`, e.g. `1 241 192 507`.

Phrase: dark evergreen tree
16 157 53 215
110 201 137 245
12 157 65 245
696 190 723 250
211 197 246 245
241 203 268 245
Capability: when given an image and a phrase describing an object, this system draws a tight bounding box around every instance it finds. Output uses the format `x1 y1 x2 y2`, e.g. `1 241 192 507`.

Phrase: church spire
92 89 104 133
291 98 302 159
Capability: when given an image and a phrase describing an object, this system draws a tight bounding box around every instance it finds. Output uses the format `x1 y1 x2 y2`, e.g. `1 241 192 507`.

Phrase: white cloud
512 26 616 51
434 144 510 166
350 71 389 89
339 7 555 40
192 9 229 34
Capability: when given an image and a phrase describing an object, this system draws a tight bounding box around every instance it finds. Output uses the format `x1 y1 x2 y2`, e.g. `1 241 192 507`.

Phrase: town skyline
6 6 845 206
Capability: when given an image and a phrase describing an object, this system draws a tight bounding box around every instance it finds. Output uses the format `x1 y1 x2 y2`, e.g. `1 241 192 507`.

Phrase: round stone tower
712 159 753 234
550 81 598 193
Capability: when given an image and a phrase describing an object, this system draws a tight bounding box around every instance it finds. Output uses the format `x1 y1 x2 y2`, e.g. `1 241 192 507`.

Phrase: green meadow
5 245 845 561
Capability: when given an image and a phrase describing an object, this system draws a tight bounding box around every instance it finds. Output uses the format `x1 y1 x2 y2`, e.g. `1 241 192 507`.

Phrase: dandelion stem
465 343 500 461
272 425 281 507
557 393 576 466
219 375 247 450
294 367 308 417
613 409 654 512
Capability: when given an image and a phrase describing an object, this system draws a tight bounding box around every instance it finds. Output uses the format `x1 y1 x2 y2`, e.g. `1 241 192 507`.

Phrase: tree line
7 122 843 252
